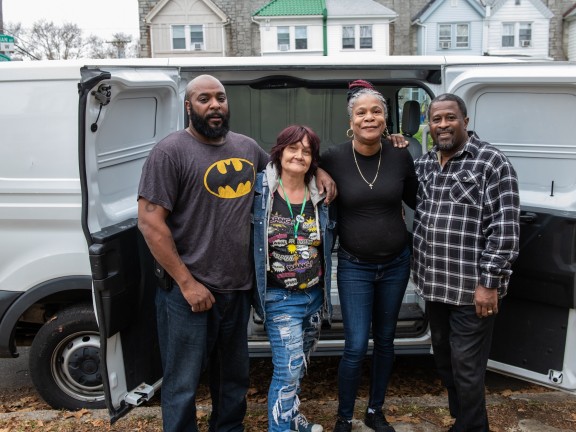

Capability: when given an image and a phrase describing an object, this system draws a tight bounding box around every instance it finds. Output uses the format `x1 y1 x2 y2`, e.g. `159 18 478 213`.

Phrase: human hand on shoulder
389 134 409 148
316 168 338 204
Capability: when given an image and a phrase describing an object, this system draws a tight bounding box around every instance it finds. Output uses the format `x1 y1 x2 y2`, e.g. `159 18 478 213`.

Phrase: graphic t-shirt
267 191 323 290
138 129 269 292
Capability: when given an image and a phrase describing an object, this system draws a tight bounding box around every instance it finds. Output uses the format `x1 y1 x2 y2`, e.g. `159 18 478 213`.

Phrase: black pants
427 301 496 432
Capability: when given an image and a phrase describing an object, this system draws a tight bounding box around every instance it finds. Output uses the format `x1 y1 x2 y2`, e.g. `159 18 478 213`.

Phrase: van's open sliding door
78 65 181 422
444 62 576 394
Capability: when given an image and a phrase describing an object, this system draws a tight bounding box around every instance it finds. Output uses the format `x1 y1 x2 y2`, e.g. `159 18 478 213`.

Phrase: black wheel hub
67 345 101 387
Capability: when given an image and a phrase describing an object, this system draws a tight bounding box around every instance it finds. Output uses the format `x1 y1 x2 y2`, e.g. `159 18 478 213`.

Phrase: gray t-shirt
138 129 268 292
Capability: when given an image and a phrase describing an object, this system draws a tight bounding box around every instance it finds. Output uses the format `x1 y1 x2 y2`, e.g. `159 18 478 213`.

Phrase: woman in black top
321 80 418 432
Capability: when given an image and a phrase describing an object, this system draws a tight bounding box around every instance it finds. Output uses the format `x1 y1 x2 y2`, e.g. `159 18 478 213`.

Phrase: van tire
29 305 106 410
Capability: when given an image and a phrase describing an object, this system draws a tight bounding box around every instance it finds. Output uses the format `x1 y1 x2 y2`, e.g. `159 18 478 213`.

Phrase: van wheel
29 305 106 410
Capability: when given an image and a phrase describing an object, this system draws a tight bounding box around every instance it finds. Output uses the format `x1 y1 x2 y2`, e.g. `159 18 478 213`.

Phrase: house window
455 24 469 48
438 23 469 49
295 26 307 50
502 23 515 47
519 23 532 47
342 26 355 49
172 25 186 49
172 25 204 50
190 25 204 50
438 24 452 49
515 0 521 4
277 26 290 51
360 25 373 49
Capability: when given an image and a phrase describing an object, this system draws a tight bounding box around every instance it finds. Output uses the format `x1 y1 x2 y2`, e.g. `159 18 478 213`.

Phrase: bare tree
29 20 84 60
4 20 139 60
85 34 115 59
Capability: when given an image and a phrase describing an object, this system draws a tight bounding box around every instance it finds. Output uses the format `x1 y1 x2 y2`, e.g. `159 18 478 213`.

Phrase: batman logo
204 158 255 199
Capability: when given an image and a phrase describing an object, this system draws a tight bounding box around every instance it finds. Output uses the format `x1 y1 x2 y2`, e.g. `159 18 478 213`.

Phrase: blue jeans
156 285 251 432
427 301 496 432
264 286 324 432
336 246 411 420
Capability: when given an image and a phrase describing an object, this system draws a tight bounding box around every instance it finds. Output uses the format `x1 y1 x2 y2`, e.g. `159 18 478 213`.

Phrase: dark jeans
336 246 411 420
427 301 496 432
156 285 251 432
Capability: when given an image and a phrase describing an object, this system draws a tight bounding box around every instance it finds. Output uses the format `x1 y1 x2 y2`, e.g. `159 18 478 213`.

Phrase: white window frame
341 25 373 50
295 26 307 50
502 23 515 47
438 23 469 50
342 26 355 49
455 24 470 48
189 25 204 50
519 22 532 47
277 26 290 51
171 24 205 51
501 22 532 48
438 24 451 48
359 25 373 49
172 25 186 50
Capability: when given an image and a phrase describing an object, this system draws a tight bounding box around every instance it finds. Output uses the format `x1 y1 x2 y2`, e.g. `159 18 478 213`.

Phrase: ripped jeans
264 286 324 432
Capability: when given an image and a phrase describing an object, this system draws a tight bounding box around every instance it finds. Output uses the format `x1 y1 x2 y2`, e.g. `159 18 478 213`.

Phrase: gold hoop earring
346 128 354 138
382 127 390 139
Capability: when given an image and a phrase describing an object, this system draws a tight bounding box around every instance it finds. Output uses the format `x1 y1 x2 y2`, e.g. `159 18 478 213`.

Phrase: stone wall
544 0 574 60
376 0 429 55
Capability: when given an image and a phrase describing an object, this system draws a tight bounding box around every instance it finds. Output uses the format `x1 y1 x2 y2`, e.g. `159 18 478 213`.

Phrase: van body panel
0 276 92 357
78 66 180 417
444 63 576 392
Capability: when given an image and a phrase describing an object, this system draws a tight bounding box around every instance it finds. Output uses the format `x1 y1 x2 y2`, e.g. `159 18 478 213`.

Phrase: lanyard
278 179 307 239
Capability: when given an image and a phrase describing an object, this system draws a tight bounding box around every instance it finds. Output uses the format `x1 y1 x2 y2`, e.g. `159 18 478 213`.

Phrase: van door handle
520 212 537 224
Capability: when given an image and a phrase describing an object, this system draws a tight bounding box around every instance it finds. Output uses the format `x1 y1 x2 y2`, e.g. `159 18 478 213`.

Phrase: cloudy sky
3 0 140 40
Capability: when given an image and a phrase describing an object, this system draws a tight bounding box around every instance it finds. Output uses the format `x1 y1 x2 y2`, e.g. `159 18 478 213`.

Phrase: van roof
0 55 527 80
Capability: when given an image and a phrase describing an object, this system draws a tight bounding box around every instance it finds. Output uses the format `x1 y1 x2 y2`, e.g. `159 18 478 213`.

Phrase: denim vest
252 163 336 324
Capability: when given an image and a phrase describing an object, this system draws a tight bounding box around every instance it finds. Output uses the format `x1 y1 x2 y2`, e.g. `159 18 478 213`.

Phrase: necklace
352 140 382 189
278 179 308 239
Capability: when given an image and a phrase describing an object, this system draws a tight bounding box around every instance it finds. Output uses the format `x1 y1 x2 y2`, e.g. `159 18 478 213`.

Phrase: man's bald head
186 75 225 102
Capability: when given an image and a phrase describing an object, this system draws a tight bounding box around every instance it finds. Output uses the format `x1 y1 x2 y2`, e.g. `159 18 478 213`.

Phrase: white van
1 57 575 418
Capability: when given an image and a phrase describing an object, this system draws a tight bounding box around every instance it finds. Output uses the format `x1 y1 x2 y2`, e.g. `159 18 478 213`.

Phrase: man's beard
190 109 230 139
434 130 457 151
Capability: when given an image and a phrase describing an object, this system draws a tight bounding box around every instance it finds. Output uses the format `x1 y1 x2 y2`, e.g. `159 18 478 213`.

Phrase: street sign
0 53 11 62
0 35 16 53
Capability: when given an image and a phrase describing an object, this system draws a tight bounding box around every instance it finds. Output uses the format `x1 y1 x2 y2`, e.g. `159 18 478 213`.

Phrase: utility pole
107 34 132 58
0 0 4 34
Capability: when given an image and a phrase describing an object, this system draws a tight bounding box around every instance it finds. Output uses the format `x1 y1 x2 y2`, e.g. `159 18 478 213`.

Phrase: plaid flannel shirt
412 133 520 306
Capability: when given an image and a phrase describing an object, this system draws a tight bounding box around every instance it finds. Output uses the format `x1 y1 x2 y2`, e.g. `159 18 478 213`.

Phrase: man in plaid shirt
413 93 520 432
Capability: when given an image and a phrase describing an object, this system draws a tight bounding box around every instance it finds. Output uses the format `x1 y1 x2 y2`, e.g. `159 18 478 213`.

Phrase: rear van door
78 64 181 421
444 62 576 394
